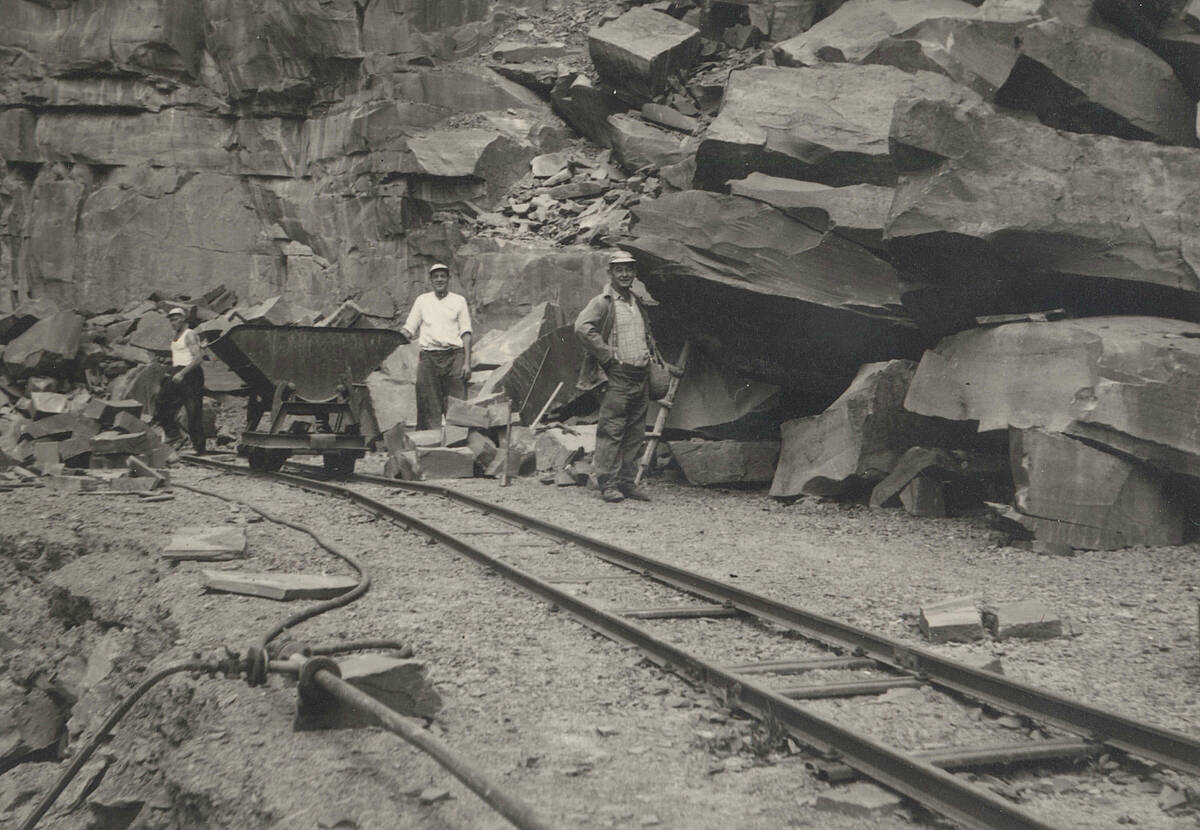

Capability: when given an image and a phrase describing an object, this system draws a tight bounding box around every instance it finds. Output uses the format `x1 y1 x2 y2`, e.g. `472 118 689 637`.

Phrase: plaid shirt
611 293 650 366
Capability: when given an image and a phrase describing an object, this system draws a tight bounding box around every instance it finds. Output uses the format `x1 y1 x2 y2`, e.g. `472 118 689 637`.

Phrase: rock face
588 7 702 101
770 360 957 498
625 190 921 392
887 94 1200 329
695 65 968 189
904 317 1200 480
0 5 556 320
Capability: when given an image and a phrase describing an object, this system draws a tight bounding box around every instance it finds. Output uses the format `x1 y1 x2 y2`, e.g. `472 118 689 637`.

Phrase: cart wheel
248 447 288 473
323 452 356 478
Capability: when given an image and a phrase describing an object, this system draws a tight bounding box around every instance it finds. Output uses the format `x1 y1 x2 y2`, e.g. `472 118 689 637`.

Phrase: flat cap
608 251 636 265
167 307 186 317
428 262 449 274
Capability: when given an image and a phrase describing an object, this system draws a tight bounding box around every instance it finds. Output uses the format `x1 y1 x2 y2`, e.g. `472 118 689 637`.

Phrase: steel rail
330 467 1200 778
183 457 1061 830
188 458 1200 777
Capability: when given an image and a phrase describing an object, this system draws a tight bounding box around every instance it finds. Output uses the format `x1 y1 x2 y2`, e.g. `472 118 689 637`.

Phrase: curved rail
183 456 1108 830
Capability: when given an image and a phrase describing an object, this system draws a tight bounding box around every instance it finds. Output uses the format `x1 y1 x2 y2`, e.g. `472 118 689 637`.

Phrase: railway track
182 454 1200 830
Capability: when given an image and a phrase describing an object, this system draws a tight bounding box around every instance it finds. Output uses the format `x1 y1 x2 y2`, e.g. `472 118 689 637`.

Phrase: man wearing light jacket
574 251 679 503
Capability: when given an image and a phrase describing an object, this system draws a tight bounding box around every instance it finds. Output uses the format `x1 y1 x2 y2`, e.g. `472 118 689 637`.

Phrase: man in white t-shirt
154 307 206 453
401 263 473 430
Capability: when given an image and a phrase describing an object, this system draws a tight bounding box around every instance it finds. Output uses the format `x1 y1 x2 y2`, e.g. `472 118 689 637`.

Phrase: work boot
601 487 625 503
620 483 651 502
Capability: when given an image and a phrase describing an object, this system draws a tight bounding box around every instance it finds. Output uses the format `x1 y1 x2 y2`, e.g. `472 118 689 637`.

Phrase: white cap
428 263 449 274
167 307 186 317
609 251 636 265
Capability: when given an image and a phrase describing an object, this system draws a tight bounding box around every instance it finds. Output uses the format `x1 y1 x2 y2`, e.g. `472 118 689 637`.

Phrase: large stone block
904 317 1200 480
695 65 965 189
770 360 957 498
2 311 82 378
588 7 702 101
1009 428 1184 550
669 439 781 486
626 191 921 392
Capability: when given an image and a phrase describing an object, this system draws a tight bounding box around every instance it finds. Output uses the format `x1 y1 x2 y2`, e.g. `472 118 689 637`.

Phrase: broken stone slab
530 152 569 178
468 429 499 472
888 96 1200 327
161 526 247 561
109 475 161 493
201 570 357 601
814 781 903 817
669 440 781 486
493 40 570 63
485 447 538 478
774 0 980 66
771 360 961 498
981 600 1063 640
472 302 564 370
0 297 58 345
870 446 959 508
29 392 68 416
695 65 966 189
533 425 596 472
1009 428 1184 550
42 474 99 493
640 103 698 134
899 474 946 517
919 596 985 643
728 174 893 255
550 73 630 149
444 397 507 429
127 311 174 352
994 17 1195 146
297 655 442 730
1152 20 1200 101
588 7 702 101
2 312 83 379
234 296 318 327
107 364 167 413
416 447 476 480
483 324 589 425
606 113 697 173
25 412 99 441
364 371 418 435
903 318 1200 480
626 191 922 391
89 431 149 456
0 680 65 769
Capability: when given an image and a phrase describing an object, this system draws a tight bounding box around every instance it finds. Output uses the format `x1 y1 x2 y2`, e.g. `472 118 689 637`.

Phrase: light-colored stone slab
162 526 247 561
201 570 357 601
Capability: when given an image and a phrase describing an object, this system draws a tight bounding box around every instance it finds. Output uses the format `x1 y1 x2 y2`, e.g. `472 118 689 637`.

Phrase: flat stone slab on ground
982 600 1063 640
296 655 442 730
162 526 247 561
919 595 984 643
201 570 357 601
815 782 902 816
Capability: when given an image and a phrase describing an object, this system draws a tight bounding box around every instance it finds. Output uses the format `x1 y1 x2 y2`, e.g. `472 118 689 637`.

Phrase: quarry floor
1 462 1198 830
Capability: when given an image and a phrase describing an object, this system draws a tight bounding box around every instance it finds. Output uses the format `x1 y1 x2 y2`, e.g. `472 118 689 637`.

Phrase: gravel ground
1 460 1198 830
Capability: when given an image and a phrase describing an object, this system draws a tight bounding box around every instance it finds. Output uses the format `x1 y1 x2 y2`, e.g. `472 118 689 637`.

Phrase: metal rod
500 403 512 487
635 341 690 485
309 667 554 830
618 605 742 620
530 382 563 431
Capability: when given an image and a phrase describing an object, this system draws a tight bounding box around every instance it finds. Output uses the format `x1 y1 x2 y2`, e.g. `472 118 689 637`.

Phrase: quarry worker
574 251 680 503
401 263 473 430
155 307 206 454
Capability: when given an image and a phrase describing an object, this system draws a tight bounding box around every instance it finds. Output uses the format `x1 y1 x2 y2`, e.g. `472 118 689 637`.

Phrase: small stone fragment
919 596 984 643
982 601 1063 641
161 526 247 561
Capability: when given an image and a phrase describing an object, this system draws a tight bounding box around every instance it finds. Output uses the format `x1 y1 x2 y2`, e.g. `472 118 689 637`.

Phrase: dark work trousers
155 367 206 453
593 362 649 491
416 348 466 430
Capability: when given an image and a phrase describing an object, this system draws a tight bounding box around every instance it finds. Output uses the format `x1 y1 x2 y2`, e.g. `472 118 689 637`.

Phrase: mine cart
207 324 405 475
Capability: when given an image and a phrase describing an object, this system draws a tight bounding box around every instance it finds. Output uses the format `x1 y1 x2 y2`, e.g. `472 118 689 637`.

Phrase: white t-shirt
403 292 472 351
171 328 202 368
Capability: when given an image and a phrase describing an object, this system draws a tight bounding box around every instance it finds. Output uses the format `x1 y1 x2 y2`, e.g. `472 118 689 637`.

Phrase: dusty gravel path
2 461 1198 829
